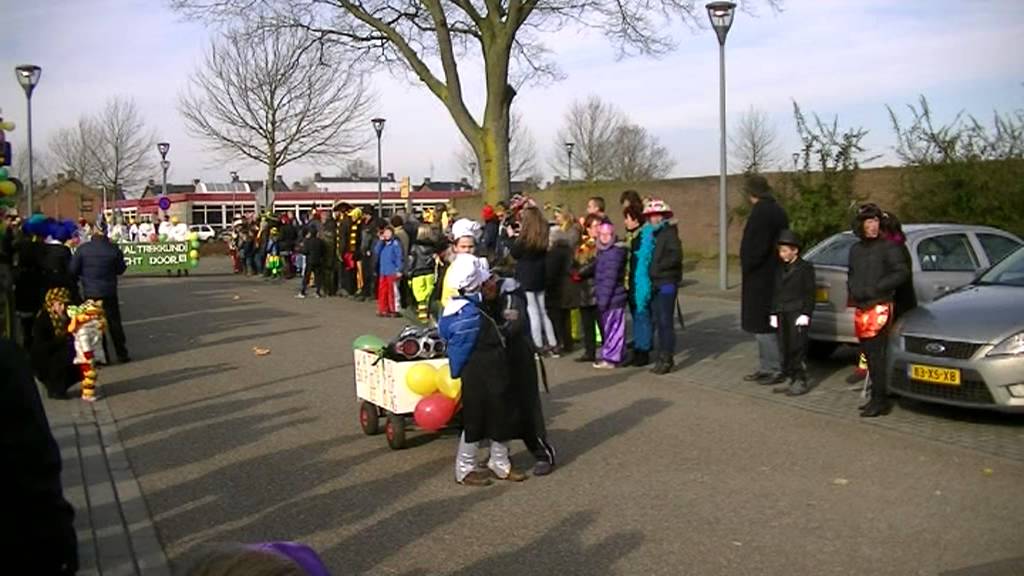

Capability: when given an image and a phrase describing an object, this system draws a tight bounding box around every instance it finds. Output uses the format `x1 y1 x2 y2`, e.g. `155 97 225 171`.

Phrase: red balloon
414 393 457 432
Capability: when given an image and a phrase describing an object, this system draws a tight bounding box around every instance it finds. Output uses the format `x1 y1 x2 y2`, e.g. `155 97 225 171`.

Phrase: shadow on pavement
552 398 672 468
896 398 1024 427
673 313 746 371
103 362 237 398
446 510 644 576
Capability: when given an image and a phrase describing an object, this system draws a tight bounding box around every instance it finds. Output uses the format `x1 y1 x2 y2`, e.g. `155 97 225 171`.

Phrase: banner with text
119 241 199 273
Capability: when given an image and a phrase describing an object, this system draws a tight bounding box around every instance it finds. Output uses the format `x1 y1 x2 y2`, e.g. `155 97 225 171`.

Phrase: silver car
803 224 1022 358
887 245 1024 412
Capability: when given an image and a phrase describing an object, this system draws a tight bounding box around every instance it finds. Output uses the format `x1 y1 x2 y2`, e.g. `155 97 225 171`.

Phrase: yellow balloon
405 363 439 396
189 249 199 259
0 180 16 196
436 364 462 400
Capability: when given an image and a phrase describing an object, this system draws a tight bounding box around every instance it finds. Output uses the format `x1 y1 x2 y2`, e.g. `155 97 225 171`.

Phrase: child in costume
571 214 603 363
265 227 283 278
769 230 816 396
439 254 526 486
68 300 107 402
407 223 440 323
30 287 77 399
592 222 628 369
374 224 403 317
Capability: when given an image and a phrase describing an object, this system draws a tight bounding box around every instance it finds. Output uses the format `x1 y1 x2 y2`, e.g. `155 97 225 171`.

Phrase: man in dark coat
320 212 339 297
739 175 790 384
1 337 79 574
70 229 130 363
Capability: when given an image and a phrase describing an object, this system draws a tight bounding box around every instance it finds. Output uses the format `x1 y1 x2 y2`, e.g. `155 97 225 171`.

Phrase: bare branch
730 106 780 174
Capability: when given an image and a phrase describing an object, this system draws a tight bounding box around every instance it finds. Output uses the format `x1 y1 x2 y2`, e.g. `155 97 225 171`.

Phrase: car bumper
809 306 857 344
887 341 1024 413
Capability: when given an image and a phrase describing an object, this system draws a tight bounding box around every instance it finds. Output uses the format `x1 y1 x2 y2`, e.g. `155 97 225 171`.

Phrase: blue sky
1 0 1022 191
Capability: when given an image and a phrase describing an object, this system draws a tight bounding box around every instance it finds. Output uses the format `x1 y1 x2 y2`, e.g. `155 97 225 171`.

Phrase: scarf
45 287 72 336
632 222 661 309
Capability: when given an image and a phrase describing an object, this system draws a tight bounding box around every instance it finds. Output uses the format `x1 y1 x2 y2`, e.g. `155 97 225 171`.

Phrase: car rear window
805 234 858 268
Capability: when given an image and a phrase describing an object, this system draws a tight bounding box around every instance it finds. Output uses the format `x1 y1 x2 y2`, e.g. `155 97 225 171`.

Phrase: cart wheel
359 401 380 436
385 413 406 450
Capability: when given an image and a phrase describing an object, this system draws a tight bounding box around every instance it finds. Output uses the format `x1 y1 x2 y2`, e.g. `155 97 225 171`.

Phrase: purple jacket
594 243 628 311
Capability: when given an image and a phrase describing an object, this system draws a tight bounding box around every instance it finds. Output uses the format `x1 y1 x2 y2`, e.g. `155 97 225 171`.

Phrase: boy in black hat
769 230 816 396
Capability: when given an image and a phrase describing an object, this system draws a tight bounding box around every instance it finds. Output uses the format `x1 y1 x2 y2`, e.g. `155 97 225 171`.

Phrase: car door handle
935 285 951 293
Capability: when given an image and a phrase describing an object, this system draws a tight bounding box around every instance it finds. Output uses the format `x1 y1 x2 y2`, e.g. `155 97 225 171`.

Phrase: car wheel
807 339 839 360
385 413 406 450
359 401 380 435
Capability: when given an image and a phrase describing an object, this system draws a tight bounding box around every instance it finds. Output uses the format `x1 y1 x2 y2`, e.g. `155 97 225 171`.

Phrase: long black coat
740 197 789 333
459 311 518 443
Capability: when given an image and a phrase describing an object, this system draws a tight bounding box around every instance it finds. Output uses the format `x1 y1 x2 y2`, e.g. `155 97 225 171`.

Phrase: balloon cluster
21 215 78 242
187 231 201 268
405 363 461 432
0 115 17 205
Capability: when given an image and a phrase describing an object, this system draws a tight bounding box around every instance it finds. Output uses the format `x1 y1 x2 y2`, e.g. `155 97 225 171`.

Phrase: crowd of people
1 214 131 401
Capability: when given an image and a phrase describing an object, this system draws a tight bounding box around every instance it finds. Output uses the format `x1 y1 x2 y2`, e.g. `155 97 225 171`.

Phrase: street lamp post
371 117 386 217
15 64 41 214
230 170 239 222
469 161 477 190
707 1 736 291
157 141 170 220
564 142 575 183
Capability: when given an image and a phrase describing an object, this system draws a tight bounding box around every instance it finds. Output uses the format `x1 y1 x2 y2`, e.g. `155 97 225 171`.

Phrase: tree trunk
265 163 277 209
475 46 515 205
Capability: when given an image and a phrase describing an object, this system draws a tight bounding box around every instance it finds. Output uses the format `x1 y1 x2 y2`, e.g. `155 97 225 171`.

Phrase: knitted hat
642 198 673 218
451 218 481 240
447 253 490 294
481 204 496 222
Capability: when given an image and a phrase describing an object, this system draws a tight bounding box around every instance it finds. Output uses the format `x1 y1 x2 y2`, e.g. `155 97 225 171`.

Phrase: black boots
650 352 674 375
628 350 650 368
860 399 891 418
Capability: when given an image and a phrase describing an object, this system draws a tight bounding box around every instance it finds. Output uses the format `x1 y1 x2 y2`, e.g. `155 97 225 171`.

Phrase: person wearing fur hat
740 175 790 384
768 230 816 396
848 203 909 417
439 254 527 486
644 199 682 374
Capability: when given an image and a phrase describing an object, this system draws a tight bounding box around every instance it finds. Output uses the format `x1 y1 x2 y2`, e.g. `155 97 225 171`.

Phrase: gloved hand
769 315 779 329
795 314 810 327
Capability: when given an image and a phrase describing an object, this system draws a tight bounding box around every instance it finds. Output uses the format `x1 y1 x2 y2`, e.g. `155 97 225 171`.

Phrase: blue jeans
652 284 677 355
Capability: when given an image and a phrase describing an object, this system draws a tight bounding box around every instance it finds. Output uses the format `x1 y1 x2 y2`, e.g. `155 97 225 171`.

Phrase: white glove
795 314 810 327
769 315 778 329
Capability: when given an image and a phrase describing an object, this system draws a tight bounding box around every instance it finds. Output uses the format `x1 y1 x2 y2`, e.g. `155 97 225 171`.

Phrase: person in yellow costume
407 223 440 323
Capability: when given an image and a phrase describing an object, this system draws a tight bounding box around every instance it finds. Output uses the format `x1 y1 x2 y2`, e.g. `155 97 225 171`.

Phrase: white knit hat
447 253 491 294
451 218 481 240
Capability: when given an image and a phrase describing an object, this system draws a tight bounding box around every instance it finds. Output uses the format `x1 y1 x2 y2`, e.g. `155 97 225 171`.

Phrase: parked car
188 224 217 242
803 224 1022 358
886 245 1024 412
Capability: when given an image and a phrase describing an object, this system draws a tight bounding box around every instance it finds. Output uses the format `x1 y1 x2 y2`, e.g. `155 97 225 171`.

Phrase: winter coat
375 238 404 277
632 224 656 310
623 224 642 293
70 236 126 299
650 221 683 287
594 243 628 311
0 338 79 574
847 237 910 309
38 243 76 294
548 229 580 309
510 241 547 292
771 257 816 316
394 228 410 260
408 239 438 278
14 240 44 313
302 236 324 267
891 241 918 320
740 197 790 333
481 219 499 256
30 312 76 395
278 223 299 253
320 218 338 267
573 238 599 308
442 291 523 444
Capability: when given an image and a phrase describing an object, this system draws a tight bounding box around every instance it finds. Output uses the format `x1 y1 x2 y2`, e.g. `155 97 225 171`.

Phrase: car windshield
804 233 858 268
977 246 1024 287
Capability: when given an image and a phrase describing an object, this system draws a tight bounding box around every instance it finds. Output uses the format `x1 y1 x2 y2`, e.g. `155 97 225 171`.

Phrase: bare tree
341 158 378 178
552 95 626 181
49 117 96 183
457 110 540 182
610 124 675 181
730 106 780 174
89 97 157 194
172 0 780 203
179 24 372 193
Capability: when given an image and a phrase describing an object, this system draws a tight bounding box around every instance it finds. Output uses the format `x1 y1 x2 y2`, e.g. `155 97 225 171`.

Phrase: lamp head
15 64 42 96
160 160 170 172
564 142 575 155
157 142 170 158
706 2 737 45
371 117 386 137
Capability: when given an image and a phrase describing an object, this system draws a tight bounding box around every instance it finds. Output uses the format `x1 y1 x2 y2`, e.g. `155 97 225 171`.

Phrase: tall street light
707 1 736 291
157 142 170 220
15 64 41 214
564 142 575 183
230 170 239 223
371 117 386 217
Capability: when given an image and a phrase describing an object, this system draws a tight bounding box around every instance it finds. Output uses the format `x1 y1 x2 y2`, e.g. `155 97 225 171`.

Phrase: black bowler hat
777 229 801 249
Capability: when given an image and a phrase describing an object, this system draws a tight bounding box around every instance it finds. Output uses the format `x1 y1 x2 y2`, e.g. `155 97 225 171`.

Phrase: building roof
36 177 127 202
244 179 291 193
416 179 474 193
140 183 196 198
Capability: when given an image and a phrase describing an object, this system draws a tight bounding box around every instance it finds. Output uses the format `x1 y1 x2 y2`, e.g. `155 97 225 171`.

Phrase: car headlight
988 332 1024 357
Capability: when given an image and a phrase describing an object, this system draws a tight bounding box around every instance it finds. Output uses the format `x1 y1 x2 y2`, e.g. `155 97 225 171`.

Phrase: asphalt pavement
82 258 1024 576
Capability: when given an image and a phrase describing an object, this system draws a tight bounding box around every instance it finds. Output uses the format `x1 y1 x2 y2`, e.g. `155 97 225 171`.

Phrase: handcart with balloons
353 326 463 450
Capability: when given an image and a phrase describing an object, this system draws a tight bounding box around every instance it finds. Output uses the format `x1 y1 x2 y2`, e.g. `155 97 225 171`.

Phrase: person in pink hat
643 198 682 374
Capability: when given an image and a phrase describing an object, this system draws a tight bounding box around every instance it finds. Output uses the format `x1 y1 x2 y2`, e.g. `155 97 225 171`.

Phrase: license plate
815 288 829 303
909 364 961 386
